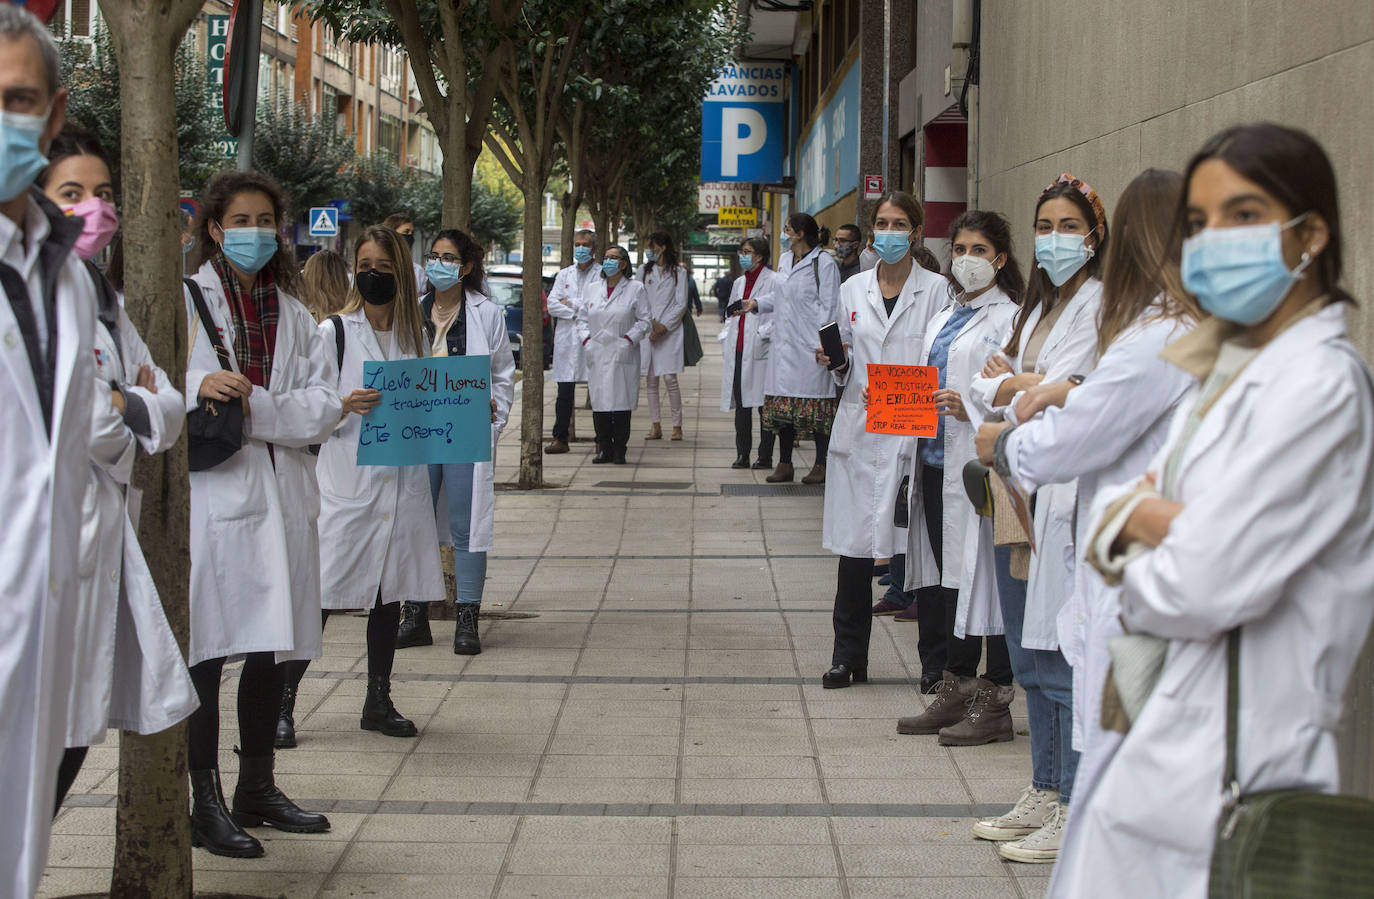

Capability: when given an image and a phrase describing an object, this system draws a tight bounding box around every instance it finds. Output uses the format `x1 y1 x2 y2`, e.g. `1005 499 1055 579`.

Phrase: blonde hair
342 226 428 357
300 249 351 322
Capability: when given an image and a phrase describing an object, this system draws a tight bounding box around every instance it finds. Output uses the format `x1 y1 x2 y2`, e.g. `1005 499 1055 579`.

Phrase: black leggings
285 596 399 692
187 651 281 770
777 426 829 466
53 746 88 816
831 555 875 667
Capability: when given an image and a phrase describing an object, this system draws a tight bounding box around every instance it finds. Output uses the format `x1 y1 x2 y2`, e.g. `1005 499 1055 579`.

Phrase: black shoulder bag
185 278 245 471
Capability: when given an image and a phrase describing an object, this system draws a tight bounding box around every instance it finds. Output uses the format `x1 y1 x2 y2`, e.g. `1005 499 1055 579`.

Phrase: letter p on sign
721 108 766 177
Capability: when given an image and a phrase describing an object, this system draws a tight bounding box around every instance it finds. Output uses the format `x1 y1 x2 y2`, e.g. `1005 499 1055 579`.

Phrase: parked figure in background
685 261 702 315
299 249 351 322
712 259 739 321
39 125 197 812
382 212 426 295
819 193 947 689
183 169 338 858
579 246 651 464
641 231 689 441
719 236 779 469
545 230 599 455
759 213 841 484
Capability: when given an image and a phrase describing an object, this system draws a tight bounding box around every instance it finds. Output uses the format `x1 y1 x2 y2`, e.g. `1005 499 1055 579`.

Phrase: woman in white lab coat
183 170 339 858
279 226 445 747
577 245 651 464
39 127 197 810
817 192 947 688
972 171 1199 865
1051 124 1374 899
759 213 841 484
640 231 689 440
718 236 778 468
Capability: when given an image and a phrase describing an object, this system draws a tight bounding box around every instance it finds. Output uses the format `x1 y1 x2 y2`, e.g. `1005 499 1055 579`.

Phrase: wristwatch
992 425 1017 481
1068 373 1086 385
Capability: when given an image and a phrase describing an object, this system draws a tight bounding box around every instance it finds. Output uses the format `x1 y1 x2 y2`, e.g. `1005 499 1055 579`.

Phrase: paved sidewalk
41 317 1046 898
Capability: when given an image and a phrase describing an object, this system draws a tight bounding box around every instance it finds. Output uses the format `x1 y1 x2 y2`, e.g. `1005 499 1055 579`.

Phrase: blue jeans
995 546 1079 804
881 554 915 609
429 462 487 605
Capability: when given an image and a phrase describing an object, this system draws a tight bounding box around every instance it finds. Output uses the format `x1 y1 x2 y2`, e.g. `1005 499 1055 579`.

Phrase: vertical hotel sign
700 64 786 184
206 15 238 158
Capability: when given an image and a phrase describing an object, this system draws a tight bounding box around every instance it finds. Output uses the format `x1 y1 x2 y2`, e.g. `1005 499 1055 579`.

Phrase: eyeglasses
425 253 461 265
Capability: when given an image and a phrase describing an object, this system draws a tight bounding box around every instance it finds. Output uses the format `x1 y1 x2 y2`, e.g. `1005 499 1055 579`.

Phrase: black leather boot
191 769 264 857
361 674 417 737
231 754 330 833
395 601 433 649
453 603 481 655
274 680 298 749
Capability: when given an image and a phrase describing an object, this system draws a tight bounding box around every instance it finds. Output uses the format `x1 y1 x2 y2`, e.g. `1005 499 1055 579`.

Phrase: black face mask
356 269 397 306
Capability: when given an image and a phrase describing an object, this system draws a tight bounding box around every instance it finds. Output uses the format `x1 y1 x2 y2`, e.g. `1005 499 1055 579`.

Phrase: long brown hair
342 226 427 357
1098 169 1200 353
193 169 299 292
300 249 351 322
1003 181 1109 356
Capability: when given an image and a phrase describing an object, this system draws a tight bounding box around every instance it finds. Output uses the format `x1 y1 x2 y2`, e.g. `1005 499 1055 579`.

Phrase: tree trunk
558 186 582 267
100 0 202 894
517 184 546 489
438 122 473 230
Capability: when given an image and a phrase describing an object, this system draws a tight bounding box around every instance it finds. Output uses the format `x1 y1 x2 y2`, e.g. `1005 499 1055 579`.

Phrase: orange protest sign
865 364 939 436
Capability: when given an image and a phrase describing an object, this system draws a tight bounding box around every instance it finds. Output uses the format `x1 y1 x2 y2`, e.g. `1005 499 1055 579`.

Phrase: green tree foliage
251 96 357 217
59 23 223 192
468 177 521 251
346 151 412 229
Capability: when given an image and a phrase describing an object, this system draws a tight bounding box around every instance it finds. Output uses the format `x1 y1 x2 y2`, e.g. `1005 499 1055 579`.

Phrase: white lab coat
547 262 597 383
759 246 841 399
428 288 516 553
966 278 1103 650
640 262 688 376
184 262 341 666
902 285 1018 591
317 310 445 608
0 193 96 898
822 264 949 559
577 276 651 412
70 306 197 747
717 266 779 412
1050 303 1374 899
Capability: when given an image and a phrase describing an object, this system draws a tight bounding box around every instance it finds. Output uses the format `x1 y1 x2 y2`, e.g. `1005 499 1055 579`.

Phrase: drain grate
593 481 694 490
720 483 825 497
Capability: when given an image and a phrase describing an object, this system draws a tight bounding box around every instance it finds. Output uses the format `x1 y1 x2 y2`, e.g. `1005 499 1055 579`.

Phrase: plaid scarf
211 251 278 389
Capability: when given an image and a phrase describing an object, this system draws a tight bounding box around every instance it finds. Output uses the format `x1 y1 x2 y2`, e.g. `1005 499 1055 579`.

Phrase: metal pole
236 0 263 172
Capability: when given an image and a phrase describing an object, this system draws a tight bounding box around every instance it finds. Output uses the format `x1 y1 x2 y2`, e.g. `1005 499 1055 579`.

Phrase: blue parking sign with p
701 64 786 184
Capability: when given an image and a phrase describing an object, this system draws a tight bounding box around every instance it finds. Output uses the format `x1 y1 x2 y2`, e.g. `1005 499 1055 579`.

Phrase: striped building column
922 108 968 257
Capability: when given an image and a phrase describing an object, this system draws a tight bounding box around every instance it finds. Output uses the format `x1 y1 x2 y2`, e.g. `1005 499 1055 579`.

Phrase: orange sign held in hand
865 364 939 436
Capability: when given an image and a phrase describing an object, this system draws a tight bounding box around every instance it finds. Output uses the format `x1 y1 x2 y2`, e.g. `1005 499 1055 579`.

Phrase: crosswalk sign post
309 206 339 237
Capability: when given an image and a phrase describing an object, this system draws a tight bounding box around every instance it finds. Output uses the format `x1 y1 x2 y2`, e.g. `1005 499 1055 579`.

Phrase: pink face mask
62 196 120 259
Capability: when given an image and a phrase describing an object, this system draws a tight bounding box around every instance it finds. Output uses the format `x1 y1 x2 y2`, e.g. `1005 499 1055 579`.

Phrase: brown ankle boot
801 463 826 484
544 438 569 454
896 671 975 734
644 422 663 440
670 426 684 441
938 678 1015 746
765 462 794 483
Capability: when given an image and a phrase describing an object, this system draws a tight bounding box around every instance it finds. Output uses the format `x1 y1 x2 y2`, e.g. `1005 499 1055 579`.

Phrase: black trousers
53 746 88 816
915 463 1012 684
553 381 575 442
778 426 829 466
831 555 875 667
187 651 281 770
732 353 753 458
286 595 400 691
592 410 631 454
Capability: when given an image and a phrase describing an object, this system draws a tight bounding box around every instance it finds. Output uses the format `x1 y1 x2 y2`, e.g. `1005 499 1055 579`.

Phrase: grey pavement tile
537 753 678 779
516 815 673 844
496 875 670 899
964 777 1036 804
527 776 676 804
831 817 982 844
673 877 844 899
680 755 817 780
679 778 825 804
36 867 111 899
848 878 1021 899
674 816 832 845
504 841 671 876
683 734 815 757
1016 874 1053 898
320 872 498 898
399 752 543 778
49 807 114 836
355 813 519 843
556 716 681 737
381 775 534 802
190 870 329 897
559 698 683 718
273 749 408 777
413 731 551 755
566 683 685 701
838 843 1007 878
337 840 510 874
676 843 840 878
824 777 972 805
819 756 960 780
684 700 805 719
191 834 349 872
44 834 113 870
546 733 681 756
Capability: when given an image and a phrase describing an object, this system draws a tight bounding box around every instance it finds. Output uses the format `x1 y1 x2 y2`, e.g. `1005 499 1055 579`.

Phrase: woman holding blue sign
280 226 446 745
578 246 652 464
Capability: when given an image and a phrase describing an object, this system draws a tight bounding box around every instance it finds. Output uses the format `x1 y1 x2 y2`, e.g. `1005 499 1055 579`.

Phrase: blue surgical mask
872 230 911 265
573 246 592 264
220 226 279 274
738 253 753 269
645 249 658 263
0 108 51 202
602 258 621 278
1182 216 1312 326
780 235 792 251
425 258 463 292
1035 231 1093 287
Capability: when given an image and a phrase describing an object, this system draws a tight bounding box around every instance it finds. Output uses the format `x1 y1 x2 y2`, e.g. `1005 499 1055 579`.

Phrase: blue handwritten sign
356 355 493 466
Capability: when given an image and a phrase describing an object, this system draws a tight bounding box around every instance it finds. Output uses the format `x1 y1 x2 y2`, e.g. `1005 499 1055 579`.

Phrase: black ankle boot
453 604 481 655
395 601 433 649
361 674 417 737
190 769 263 858
231 754 330 833
274 681 298 749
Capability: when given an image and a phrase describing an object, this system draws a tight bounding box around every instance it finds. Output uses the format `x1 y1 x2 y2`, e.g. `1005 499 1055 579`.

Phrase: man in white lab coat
545 229 599 454
0 8 101 895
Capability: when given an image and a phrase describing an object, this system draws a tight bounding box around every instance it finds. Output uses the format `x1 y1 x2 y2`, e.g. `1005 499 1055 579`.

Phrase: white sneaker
998 802 1067 863
972 786 1059 841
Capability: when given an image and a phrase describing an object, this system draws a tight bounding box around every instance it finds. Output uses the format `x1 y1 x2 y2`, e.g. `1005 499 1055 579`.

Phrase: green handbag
1208 630 1374 898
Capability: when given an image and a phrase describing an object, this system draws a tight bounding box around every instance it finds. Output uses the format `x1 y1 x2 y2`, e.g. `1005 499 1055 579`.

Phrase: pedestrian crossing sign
309 206 339 237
